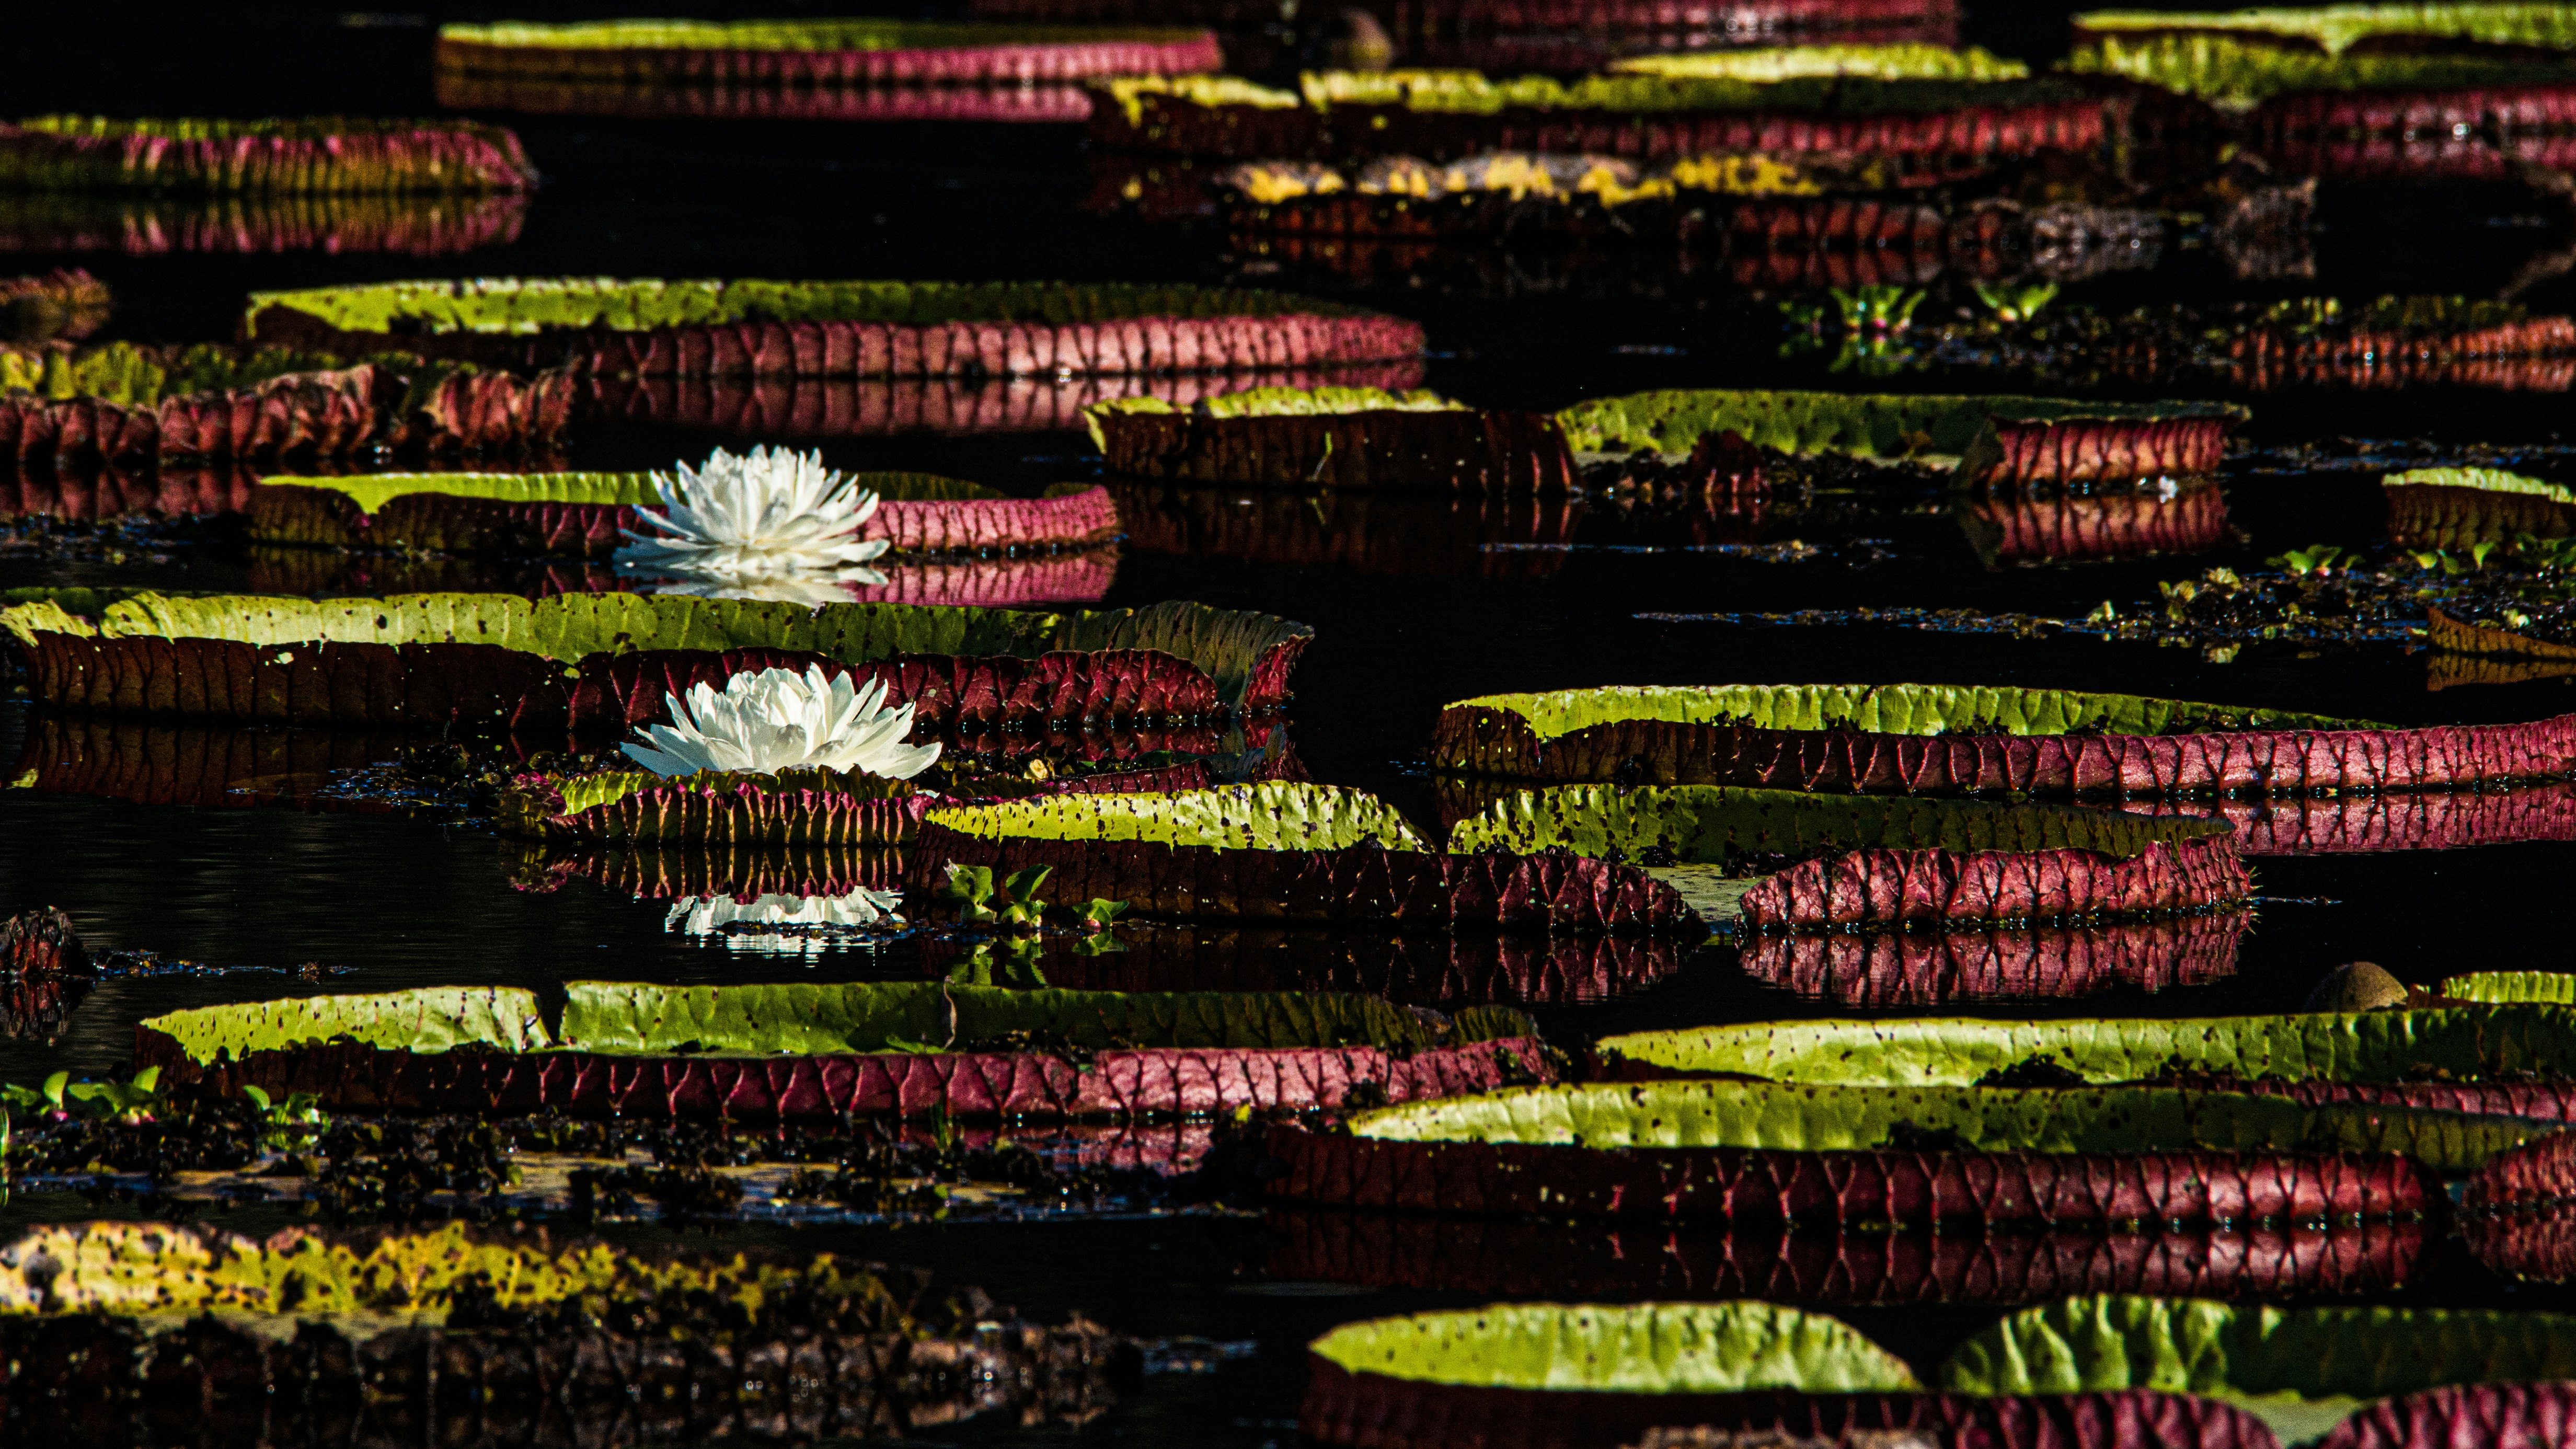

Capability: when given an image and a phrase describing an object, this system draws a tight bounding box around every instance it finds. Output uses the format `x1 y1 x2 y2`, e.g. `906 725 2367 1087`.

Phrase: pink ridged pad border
1429 706 2576 794
1737 835 2250 928
434 31 1224 86
1267 1127 2428 1224
133 1027 1552 1120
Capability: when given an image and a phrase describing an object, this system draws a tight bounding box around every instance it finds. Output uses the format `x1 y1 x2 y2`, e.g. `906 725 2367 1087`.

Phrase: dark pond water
6 6 2576 1445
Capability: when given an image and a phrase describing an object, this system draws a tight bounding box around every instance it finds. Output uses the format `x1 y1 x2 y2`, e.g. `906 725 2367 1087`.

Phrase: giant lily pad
0 116 536 193
913 781 1699 932
1737 912 2251 1005
434 18 1225 86
1300 1298 2281 1449
0 590 1308 727
1430 682 2576 798
1598 1007 2576 1121
248 469 1118 560
2382 468 2576 550
1941 1295 2576 1445
133 979 1549 1120
1555 392 2243 478
1446 784 2247 930
239 277 1424 380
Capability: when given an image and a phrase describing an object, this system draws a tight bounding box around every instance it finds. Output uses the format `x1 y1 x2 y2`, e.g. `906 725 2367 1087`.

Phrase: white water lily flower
616 445 889 587
623 665 943 779
665 888 906 936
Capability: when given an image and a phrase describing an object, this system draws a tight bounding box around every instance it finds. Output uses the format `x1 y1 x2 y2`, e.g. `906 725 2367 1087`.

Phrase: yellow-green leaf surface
1343 1079 2536 1170
1445 682 2375 742
1941 1295 2576 1444
1597 1009 2576 1086
1448 784 2225 864
2442 971 2576 1003
2383 468 2576 506
1553 391 2244 459
1310 1301 1922 1393
142 986 550 1063
1609 43 2028 79
245 277 1365 337
926 782 1430 851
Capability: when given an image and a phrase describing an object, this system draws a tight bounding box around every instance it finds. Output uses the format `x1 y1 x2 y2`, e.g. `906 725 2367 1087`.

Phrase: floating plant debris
1898 295 2576 392
0 1221 1132 1440
240 277 1427 380
134 980 1550 1120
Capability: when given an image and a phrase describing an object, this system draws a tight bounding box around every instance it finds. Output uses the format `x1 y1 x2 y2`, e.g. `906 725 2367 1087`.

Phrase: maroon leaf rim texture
2386 481 2576 551
247 481 1121 559
2255 130 2576 183
0 362 575 463
2248 83 2576 145
433 71 1104 122
433 29 1225 87
508 775 936 847
912 823 1700 931
1735 835 2250 930
1088 90 2119 170
1428 704 2576 794
1300 1363 2282 1449
0 119 538 193
1263 1126 2431 1225
921 924 1688 1004
2117 785 2576 855
572 361 1431 437
0 906 89 974
1966 415 2234 486
1092 408 1579 489
18 639 1228 729
1260 1211 2431 1304
837 550 1121 609
2460 1129 2576 1283
132 1027 1555 1121
1734 910 2248 1006
244 306 1428 381
513 843 911 899
2311 1382 2576 1449
2430 606 2576 661
1961 484 2228 566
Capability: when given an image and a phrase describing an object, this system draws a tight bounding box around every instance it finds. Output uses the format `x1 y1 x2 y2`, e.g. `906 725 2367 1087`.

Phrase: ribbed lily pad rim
1596 1007 2576 1090
242 277 1382 337
2384 468 2576 507
924 782 1431 852
1442 682 2382 744
1552 390 2247 460
256 469 1002 515
437 18 1223 50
